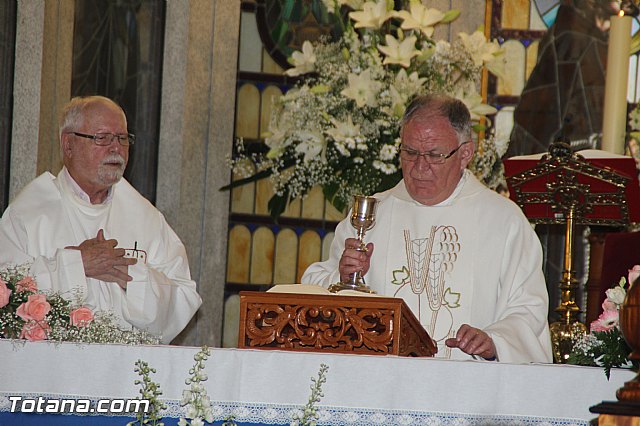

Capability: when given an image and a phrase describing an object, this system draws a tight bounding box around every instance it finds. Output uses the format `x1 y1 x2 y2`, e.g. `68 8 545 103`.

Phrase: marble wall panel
10 1 45 200
37 0 73 177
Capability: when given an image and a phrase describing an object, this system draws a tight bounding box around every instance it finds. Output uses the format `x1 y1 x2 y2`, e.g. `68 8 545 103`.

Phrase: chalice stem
356 231 366 250
350 244 367 285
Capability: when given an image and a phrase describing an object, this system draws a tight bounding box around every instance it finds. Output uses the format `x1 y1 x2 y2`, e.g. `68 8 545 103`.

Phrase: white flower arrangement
229 0 507 217
179 346 214 426
130 347 329 426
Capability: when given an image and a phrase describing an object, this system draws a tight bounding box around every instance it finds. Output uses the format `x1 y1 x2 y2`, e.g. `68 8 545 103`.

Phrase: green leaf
219 169 274 191
268 192 289 220
322 182 349 213
220 156 297 192
472 123 488 133
441 10 460 24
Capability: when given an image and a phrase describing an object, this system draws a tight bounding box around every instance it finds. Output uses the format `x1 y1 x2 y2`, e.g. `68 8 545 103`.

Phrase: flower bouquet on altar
568 266 640 378
228 0 508 218
0 263 158 344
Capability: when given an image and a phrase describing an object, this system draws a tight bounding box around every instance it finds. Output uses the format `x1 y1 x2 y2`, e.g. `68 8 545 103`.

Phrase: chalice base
328 280 377 294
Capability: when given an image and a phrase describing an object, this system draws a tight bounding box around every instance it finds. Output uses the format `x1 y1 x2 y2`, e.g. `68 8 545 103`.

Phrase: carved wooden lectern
237 291 437 357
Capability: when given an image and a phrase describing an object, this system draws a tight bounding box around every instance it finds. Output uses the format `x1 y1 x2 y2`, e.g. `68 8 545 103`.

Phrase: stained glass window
71 0 165 203
0 0 16 213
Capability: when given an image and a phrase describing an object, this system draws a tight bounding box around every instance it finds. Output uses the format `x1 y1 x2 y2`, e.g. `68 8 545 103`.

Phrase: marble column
157 0 240 346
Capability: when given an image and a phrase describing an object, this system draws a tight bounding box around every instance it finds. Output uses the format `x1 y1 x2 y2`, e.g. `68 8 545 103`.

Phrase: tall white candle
601 11 632 155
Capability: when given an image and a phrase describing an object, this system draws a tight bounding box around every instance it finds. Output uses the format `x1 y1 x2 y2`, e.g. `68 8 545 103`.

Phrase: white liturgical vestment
302 171 553 363
0 169 202 343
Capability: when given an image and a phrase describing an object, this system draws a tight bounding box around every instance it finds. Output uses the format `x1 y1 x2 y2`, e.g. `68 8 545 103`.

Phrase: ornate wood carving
238 291 436 357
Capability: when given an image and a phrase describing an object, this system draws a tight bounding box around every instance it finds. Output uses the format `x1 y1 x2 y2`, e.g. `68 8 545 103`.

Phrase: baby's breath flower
227 1 504 217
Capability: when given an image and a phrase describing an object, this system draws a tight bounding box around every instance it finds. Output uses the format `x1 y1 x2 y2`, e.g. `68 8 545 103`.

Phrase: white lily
485 53 507 80
340 69 382 107
387 86 407 118
326 115 362 143
386 69 426 118
284 41 316 76
458 31 503 67
454 86 496 121
349 0 393 30
378 34 420 68
293 129 326 163
264 119 291 158
396 1 445 38
395 68 427 91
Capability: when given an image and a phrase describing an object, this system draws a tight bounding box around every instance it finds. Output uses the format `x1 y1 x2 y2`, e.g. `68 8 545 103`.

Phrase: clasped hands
339 237 496 360
65 229 137 290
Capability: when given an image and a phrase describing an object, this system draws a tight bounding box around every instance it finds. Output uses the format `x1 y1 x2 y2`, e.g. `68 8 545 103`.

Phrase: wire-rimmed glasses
68 132 135 146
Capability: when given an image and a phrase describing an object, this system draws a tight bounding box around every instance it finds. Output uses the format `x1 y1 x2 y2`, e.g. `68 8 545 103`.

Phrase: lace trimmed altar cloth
0 340 634 425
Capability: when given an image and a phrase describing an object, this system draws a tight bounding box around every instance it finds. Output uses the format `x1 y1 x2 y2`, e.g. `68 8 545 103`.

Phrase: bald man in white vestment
302 94 552 363
0 96 201 343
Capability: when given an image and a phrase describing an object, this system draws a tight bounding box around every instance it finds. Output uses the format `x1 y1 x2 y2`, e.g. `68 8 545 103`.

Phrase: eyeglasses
399 141 469 164
68 132 135 146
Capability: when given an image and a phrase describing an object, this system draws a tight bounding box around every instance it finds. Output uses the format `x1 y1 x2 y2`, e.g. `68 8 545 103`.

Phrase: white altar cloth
0 339 635 425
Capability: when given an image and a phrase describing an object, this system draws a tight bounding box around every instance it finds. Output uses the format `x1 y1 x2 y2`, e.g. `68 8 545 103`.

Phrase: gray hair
59 96 125 139
399 94 472 145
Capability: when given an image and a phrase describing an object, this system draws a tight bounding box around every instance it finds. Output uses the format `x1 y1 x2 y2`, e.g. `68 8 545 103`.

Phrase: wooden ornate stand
237 291 437 357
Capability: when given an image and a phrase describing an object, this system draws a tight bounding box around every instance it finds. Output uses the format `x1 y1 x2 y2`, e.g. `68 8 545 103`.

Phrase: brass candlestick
329 195 378 294
549 206 587 363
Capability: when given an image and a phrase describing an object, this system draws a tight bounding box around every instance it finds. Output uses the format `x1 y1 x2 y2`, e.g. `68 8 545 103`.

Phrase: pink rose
15 276 37 293
602 299 617 312
70 307 94 327
16 294 51 321
590 310 619 332
0 279 11 309
19 320 50 341
629 265 640 287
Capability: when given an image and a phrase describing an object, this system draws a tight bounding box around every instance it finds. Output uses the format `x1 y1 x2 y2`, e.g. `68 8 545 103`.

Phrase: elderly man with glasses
302 94 552 364
0 96 201 343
